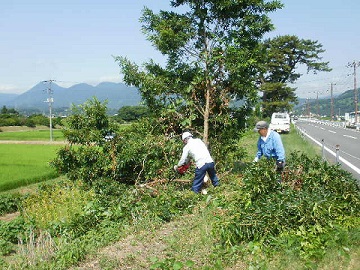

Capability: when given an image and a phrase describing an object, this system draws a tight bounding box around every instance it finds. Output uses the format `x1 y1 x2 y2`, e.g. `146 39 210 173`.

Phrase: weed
21 180 95 233
17 229 57 267
0 193 21 215
149 257 194 270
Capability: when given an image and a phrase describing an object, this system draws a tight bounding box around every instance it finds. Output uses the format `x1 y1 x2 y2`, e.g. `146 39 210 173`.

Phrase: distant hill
294 88 360 116
0 93 18 107
0 82 142 113
3 82 357 117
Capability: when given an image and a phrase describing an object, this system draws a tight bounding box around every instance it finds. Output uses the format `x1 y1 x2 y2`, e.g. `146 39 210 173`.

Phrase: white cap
181 132 193 140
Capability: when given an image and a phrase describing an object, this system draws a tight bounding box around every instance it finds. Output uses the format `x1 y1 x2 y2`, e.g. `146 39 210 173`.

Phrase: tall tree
259 35 331 117
1 106 7 114
62 98 116 146
115 0 282 144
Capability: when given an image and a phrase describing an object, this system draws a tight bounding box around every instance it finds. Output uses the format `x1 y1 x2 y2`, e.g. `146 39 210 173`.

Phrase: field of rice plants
0 144 62 192
0 129 64 141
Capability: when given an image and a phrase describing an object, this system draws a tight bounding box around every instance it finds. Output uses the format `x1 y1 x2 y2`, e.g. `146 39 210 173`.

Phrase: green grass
0 144 62 192
1 126 358 269
0 129 64 141
282 126 321 158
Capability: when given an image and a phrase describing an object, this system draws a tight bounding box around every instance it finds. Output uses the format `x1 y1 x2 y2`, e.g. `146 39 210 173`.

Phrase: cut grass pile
0 124 319 193
0 144 61 192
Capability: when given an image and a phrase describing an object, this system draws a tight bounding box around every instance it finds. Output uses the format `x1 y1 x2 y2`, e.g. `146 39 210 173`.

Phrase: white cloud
0 84 24 94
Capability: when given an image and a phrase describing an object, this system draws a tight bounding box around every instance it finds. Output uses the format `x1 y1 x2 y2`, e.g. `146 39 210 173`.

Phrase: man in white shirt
174 132 219 193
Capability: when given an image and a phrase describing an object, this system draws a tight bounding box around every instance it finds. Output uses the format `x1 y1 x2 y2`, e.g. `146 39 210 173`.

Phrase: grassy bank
1 126 358 269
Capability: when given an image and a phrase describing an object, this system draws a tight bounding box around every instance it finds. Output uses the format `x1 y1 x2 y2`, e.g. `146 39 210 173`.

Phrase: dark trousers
192 162 219 193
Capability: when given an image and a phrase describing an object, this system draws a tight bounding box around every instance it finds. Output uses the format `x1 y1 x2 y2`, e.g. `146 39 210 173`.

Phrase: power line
294 64 355 98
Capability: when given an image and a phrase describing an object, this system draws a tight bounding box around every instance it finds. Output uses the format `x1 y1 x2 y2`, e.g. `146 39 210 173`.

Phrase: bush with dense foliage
212 152 360 264
52 99 247 186
0 193 21 215
2 151 359 269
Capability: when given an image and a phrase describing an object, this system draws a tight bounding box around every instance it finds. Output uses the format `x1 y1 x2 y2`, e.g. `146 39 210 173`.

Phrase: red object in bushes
177 162 191 175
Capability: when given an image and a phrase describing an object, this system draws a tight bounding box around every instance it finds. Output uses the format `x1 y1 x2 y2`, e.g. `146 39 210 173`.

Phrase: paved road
295 120 360 182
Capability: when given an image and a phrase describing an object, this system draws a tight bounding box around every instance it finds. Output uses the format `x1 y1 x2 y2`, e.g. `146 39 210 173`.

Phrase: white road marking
297 127 360 176
343 135 357 140
328 130 336 134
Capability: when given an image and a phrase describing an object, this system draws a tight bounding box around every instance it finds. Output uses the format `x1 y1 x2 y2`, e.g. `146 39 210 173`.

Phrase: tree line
0 106 57 128
0 105 150 129
115 0 330 144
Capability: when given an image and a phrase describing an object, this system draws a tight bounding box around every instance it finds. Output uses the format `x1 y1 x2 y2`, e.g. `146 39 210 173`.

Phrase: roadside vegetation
0 101 358 269
1 1 358 269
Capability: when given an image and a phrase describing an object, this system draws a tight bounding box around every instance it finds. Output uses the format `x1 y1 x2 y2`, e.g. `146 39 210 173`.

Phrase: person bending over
174 132 219 193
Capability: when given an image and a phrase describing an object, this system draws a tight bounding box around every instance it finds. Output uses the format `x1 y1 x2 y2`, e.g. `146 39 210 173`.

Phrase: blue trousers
191 162 219 193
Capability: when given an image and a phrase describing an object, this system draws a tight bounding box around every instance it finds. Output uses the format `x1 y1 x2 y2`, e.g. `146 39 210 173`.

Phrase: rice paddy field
0 128 64 141
0 143 63 192
0 127 65 192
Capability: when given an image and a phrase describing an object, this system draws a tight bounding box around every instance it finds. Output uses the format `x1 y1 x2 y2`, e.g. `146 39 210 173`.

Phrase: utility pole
347 61 360 124
330 83 336 121
43 80 55 141
316 91 319 117
310 90 328 118
306 98 311 118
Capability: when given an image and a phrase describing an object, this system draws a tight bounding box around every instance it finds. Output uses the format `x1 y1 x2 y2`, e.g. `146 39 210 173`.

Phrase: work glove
173 165 179 172
276 160 285 172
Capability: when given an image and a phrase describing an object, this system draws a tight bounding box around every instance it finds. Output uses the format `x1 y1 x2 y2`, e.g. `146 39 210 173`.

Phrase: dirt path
70 211 249 270
70 217 191 270
0 212 20 222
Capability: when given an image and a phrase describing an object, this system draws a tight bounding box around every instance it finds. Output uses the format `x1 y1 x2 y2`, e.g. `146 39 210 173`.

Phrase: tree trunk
203 79 211 145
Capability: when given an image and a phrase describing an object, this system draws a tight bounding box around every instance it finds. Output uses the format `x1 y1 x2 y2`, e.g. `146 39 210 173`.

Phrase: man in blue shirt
253 121 285 171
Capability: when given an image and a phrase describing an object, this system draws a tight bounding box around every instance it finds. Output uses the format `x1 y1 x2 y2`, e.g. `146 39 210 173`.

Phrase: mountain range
1 82 358 117
0 82 142 113
294 88 360 116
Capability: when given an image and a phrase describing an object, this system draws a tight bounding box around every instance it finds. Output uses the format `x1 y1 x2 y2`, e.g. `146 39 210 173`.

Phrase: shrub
213 152 360 261
21 180 95 234
0 193 21 215
0 216 26 256
0 238 12 256
51 98 248 187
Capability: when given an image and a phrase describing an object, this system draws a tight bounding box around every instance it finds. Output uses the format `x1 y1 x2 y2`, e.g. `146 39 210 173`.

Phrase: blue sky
1 0 359 99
